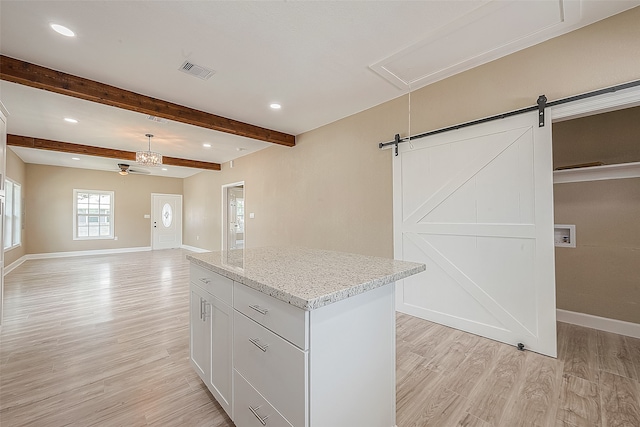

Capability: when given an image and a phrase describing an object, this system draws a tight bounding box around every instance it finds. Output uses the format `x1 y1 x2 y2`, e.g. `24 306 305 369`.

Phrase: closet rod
379 79 640 151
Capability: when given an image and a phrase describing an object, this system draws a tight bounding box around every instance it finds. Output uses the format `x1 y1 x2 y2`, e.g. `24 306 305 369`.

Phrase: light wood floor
1 250 638 427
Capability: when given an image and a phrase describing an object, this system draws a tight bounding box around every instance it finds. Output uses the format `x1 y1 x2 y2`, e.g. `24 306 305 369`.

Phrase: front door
393 110 557 356
152 193 182 250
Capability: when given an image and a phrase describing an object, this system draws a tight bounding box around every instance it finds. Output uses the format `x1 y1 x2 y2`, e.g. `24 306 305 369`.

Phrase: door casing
151 193 182 250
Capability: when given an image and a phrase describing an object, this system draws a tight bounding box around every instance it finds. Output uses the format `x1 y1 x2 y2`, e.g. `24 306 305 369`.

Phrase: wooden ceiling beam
0 55 296 147
8 134 221 171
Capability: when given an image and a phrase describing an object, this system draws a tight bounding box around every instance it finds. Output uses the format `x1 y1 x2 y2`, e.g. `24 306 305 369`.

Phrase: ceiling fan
117 163 151 176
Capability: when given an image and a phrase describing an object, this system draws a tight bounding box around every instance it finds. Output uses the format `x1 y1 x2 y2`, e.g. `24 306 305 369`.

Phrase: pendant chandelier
136 133 163 166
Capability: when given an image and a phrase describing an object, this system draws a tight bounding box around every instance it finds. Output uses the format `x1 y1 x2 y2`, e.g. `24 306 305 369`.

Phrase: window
4 179 22 249
73 189 114 239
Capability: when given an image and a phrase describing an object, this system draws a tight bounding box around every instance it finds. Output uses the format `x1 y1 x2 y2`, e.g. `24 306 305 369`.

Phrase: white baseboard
557 309 640 339
4 247 154 275
4 255 27 275
4 246 207 275
181 244 210 253
25 246 152 260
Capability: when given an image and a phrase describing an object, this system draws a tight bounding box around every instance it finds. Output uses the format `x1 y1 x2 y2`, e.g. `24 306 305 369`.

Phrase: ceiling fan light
119 170 128 176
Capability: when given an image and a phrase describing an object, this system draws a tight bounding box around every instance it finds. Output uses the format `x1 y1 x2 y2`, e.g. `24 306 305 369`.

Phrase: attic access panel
371 0 577 89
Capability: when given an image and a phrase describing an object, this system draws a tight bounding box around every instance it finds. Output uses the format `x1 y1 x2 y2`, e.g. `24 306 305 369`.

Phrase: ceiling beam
8 134 221 171
0 55 296 147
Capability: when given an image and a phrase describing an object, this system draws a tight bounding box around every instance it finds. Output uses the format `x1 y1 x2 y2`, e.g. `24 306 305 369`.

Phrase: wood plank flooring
1 250 639 426
397 311 640 427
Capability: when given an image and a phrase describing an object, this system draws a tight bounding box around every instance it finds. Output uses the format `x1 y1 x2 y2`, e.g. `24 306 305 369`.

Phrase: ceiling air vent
147 116 168 123
179 61 215 80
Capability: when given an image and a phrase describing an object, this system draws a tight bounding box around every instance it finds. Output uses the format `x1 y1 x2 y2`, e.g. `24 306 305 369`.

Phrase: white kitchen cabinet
210 295 233 413
189 265 233 419
232 281 396 427
234 369 294 427
190 284 210 380
188 247 425 427
233 306 307 427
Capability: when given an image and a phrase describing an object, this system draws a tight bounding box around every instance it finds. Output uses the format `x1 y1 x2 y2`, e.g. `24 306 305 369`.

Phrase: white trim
0 100 9 117
551 84 640 342
550 83 640 123
25 246 151 260
181 244 210 253
553 162 640 184
557 309 640 339
369 0 586 91
3 178 22 250
73 189 115 240
221 181 245 252
151 193 183 250
4 255 27 275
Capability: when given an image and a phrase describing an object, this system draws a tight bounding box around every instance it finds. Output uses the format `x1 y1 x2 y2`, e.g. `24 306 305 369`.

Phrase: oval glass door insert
162 203 173 227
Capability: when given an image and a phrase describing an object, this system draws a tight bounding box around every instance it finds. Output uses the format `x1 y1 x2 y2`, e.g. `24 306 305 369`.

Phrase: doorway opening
221 182 244 269
550 95 640 336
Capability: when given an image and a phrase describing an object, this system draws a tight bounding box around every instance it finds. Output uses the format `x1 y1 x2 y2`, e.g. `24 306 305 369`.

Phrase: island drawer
234 369 294 427
234 310 307 427
233 283 308 350
190 264 232 305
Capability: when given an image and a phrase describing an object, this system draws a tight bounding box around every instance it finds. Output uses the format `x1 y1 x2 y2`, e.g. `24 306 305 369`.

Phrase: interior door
394 111 557 357
152 193 182 250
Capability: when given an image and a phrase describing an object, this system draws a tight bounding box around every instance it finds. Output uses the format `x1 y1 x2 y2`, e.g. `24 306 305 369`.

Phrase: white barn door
394 111 557 357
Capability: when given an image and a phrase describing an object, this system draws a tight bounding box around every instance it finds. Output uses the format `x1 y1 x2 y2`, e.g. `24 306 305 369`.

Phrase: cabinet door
234 370 294 427
210 297 233 418
190 285 210 381
234 311 307 427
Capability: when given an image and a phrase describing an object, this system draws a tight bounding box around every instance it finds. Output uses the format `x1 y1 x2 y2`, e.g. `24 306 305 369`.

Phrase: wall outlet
114 236 118 241
196 235 199 240
249 212 255 219
144 214 150 219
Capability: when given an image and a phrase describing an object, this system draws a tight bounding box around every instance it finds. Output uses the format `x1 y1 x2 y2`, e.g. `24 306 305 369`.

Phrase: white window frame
73 189 115 240
4 178 22 250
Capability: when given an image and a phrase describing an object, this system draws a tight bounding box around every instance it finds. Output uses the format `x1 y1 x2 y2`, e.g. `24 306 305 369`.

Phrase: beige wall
553 107 640 324
183 8 640 261
183 170 222 251
553 106 640 168
554 179 640 323
4 148 26 267
25 164 183 254
184 95 407 257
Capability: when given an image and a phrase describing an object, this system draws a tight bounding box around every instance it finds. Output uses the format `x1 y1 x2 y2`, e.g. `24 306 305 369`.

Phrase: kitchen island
187 247 425 427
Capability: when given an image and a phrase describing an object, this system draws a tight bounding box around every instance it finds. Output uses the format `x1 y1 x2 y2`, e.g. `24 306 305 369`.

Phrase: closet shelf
553 161 640 184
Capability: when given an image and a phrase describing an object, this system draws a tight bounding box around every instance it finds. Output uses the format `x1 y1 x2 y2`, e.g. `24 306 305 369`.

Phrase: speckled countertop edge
186 247 425 311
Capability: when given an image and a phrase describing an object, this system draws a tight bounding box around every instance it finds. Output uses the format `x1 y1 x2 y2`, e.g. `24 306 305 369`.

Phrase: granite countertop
186 247 425 311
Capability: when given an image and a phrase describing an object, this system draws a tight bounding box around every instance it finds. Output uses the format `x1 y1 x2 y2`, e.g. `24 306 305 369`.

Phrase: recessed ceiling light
237 147 246 152
71 157 80 161
202 143 211 148
161 168 168 171
50 23 75 37
64 117 78 123
270 103 281 110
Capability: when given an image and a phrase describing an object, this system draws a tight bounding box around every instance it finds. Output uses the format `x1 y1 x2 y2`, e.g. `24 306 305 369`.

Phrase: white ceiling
0 1 637 178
